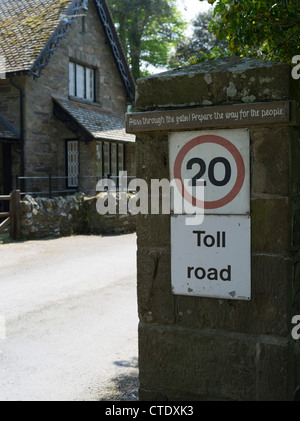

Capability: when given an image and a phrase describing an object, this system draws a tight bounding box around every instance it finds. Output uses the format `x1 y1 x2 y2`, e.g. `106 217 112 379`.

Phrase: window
111 143 117 177
97 141 126 179
118 143 124 172
69 61 95 101
67 140 79 188
76 64 85 98
69 63 75 96
86 67 95 101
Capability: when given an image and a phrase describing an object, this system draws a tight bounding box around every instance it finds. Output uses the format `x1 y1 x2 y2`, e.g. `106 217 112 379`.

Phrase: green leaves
206 0 300 63
109 0 300 76
169 10 229 69
107 0 186 80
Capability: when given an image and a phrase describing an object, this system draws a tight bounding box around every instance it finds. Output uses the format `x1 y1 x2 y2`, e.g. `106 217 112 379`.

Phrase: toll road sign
171 214 251 300
169 129 250 215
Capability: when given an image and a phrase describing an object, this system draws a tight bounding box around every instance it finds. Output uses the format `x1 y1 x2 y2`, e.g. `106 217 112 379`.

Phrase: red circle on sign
173 134 245 210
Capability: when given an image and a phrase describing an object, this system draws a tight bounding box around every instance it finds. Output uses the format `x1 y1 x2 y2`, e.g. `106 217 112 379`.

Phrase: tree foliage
107 0 186 80
169 10 228 68
202 0 300 63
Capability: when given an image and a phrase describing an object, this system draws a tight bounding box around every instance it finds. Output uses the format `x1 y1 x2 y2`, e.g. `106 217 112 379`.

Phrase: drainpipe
9 76 25 192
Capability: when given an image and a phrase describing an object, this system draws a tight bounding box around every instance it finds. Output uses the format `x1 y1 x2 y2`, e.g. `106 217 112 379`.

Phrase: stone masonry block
251 127 289 195
139 323 256 401
174 255 292 337
290 127 300 198
136 132 169 183
255 341 293 401
137 213 170 249
251 198 291 254
137 248 174 325
136 57 290 111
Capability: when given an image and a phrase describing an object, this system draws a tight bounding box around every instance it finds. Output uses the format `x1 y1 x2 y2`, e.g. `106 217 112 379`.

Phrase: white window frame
69 61 96 102
86 67 95 101
69 62 76 96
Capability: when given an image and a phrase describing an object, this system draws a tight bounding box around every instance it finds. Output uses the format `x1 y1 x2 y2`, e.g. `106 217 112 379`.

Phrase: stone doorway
0 143 12 212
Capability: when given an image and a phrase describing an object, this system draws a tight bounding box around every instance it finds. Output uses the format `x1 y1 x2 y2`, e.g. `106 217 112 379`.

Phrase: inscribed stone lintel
126 100 299 133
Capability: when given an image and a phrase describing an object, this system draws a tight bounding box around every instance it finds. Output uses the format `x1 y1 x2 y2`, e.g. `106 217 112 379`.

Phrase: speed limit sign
169 129 250 215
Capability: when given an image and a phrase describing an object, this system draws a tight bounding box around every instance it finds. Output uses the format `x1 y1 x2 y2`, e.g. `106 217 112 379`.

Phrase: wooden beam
10 190 20 240
0 212 10 218
0 217 10 231
0 195 10 201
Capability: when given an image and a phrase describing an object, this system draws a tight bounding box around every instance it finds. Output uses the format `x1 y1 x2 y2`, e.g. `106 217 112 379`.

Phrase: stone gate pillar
126 57 300 401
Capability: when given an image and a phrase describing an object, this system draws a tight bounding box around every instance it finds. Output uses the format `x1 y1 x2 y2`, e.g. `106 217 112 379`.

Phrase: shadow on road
99 358 139 401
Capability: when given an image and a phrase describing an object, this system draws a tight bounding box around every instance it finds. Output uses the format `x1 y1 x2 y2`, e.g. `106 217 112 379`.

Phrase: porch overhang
0 115 20 142
53 95 136 144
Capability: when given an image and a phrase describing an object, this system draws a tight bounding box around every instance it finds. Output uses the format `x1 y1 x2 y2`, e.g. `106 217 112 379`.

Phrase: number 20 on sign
169 129 250 214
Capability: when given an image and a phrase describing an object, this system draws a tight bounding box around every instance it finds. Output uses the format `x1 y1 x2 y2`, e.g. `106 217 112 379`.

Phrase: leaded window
67 140 79 188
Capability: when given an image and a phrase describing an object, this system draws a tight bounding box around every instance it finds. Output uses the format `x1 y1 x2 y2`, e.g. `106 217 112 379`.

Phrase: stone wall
20 193 136 239
0 77 23 131
134 57 300 401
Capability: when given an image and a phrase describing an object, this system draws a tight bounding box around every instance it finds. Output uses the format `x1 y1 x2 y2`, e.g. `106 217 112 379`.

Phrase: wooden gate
0 190 20 239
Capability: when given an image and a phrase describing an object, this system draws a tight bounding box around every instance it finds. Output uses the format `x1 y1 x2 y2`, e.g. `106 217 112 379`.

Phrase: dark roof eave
95 136 136 145
0 115 21 139
0 137 20 142
5 70 29 78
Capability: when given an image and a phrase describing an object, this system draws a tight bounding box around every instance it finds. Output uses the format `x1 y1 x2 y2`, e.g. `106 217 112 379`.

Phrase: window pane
69 62 75 96
96 142 102 176
118 143 124 172
86 68 95 101
76 64 85 99
111 143 117 176
67 141 79 187
104 142 109 176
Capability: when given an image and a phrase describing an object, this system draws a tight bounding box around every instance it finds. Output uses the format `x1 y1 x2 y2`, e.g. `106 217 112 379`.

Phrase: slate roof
0 115 20 140
53 96 136 143
0 0 73 74
0 0 135 102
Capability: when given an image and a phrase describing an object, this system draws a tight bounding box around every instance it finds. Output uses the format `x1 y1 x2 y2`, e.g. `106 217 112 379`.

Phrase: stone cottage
0 0 136 198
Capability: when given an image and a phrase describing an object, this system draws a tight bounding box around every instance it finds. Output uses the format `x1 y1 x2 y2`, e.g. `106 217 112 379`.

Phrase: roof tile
0 0 74 73
53 96 136 143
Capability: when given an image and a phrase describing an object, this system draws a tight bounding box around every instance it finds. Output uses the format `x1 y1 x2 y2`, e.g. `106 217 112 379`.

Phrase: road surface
0 234 138 401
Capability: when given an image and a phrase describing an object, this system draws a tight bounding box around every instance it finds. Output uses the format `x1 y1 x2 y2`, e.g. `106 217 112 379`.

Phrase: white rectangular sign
171 214 251 300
